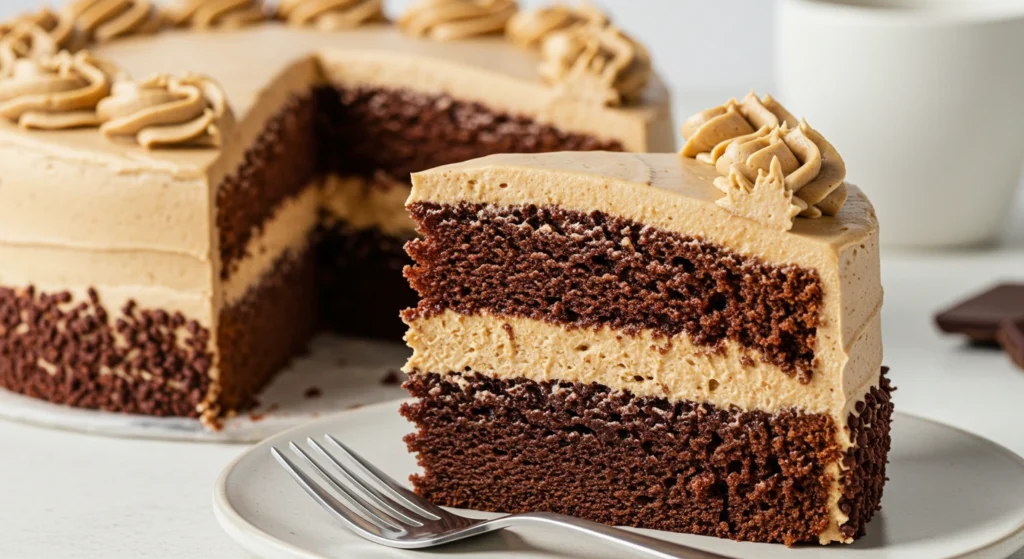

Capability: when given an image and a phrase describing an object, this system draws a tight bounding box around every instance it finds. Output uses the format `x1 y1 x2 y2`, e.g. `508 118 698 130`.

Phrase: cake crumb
304 386 322 399
381 370 403 385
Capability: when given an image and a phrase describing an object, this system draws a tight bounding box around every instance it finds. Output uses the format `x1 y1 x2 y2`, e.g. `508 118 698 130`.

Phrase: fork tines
271 434 445 541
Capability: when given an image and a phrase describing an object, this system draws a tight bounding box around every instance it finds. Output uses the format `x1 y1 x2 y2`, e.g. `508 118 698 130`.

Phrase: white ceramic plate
213 401 1024 559
0 335 409 442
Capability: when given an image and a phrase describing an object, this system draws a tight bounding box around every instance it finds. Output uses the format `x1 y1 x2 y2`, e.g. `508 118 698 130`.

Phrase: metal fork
272 434 734 559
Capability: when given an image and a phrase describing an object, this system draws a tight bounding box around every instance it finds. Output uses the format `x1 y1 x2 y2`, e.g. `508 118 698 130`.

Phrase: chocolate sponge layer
405 202 824 381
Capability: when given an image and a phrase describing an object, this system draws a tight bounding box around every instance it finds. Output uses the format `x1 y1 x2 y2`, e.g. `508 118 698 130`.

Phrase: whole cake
0 1 673 424
400 94 891 544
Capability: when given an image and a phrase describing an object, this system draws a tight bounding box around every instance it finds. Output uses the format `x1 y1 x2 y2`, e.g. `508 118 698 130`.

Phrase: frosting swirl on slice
64 0 163 42
277 0 386 30
399 0 517 41
164 0 267 29
505 2 606 49
97 73 234 149
681 92 848 220
0 50 113 130
716 156 802 231
539 23 651 106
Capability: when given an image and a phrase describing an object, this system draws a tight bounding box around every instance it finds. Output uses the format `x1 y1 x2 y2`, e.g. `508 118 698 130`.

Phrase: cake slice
400 95 891 545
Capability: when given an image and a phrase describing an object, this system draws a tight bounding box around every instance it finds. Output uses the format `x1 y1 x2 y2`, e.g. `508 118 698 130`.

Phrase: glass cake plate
0 335 410 442
213 402 1024 559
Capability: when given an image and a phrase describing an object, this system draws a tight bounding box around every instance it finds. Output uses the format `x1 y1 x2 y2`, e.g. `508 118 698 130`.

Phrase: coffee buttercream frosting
505 2 605 49
0 50 113 130
164 0 267 29
97 73 234 148
277 0 386 30
65 0 163 42
0 9 80 53
538 22 650 106
399 0 517 41
681 92 848 220
716 155 802 231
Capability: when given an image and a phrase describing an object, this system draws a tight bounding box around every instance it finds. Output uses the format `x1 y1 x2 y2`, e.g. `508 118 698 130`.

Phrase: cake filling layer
402 371 890 545
405 310 877 416
405 202 823 380
221 184 320 307
320 174 416 237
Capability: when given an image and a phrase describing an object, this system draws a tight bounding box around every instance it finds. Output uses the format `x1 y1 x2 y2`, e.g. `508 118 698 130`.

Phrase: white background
1 1 1023 558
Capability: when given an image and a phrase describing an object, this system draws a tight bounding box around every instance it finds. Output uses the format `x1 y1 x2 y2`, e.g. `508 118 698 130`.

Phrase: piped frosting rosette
277 0 386 30
97 73 235 148
398 0 517 41
0 8 83 53
163 0 267 29
505 2 605 49
0 50 114 130
681 92 848 229
538 22 650 106
64 0 163 42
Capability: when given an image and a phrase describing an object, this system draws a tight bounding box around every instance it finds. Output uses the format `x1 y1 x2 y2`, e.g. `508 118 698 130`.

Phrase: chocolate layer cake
0 2 674 424
401 95 890 544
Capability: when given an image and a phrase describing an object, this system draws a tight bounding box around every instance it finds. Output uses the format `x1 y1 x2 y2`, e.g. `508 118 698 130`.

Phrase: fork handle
488 512 736 559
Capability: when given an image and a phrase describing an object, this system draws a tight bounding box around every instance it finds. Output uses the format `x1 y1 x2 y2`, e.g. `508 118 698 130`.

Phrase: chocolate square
997 318 1024 370
935 283 1024 344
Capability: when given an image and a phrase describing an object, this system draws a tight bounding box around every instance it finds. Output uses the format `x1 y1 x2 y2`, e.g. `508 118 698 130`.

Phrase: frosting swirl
539 23 651 106
164 0 267 29
505 3 606 49
0 9 80 57
399 0 517 41
716 156 802 231
97 73 234 149
64 0 163 43
681 92 848 219
0 50 113 130
277 0 386 30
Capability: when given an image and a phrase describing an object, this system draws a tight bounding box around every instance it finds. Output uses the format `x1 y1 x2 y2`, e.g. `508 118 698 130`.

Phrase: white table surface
3 207 1024 559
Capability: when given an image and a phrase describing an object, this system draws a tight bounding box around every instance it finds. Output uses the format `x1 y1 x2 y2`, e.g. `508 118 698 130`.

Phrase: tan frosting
681 92 848 220
505 2 605 49
97 73 234 148
716 155 802 231
164 0 267 29
398 0 517 41
65 0 162 42
0 50 113 130
538 22 650 106
321 173 417 236
277 0 386 30
405 310 881 418
0 9 80 55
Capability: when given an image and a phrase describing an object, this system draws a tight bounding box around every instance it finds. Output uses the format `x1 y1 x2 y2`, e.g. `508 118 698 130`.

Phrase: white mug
775 0 1024 247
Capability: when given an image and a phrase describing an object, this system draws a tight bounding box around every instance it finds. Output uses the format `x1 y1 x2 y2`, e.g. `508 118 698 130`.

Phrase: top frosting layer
681 92 848 228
